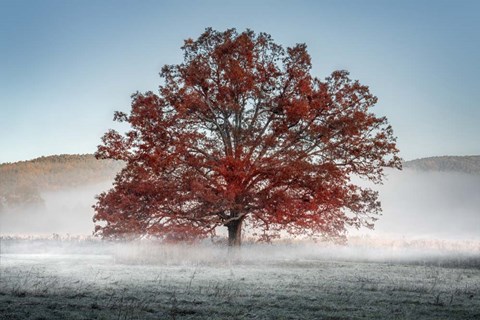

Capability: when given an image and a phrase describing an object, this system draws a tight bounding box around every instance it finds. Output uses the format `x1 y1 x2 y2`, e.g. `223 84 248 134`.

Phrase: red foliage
93 28 401 245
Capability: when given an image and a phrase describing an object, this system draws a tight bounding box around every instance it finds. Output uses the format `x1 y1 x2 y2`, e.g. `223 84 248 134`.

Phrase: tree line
0 154 123 212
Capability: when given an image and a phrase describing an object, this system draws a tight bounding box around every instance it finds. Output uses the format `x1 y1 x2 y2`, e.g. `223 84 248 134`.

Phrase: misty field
1 238 479 320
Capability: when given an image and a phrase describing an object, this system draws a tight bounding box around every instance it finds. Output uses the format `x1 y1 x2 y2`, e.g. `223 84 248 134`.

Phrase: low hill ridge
0 154 123 209
403 155 480 175
1 154 478 210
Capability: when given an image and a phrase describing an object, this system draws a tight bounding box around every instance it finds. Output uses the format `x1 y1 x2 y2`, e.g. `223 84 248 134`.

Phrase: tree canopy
94 28 401 245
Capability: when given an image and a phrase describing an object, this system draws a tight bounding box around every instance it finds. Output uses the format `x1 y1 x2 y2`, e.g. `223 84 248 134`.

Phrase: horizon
1 0 480 163
2 152 480 166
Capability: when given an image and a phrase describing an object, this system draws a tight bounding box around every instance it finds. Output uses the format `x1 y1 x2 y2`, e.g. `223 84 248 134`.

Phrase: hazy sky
1 0 479 163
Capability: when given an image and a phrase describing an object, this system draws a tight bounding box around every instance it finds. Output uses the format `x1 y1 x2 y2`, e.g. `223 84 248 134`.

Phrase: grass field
0 237 479 319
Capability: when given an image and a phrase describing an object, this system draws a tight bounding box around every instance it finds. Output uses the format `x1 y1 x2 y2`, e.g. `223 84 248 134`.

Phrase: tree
93 28 401 246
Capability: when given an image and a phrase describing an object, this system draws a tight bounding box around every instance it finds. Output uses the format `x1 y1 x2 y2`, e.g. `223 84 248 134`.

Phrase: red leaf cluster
93 28 401 244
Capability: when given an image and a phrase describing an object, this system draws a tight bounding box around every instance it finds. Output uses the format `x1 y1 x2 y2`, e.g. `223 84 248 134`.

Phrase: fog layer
1 169 479 240
354 169 480 240
0 182 111 235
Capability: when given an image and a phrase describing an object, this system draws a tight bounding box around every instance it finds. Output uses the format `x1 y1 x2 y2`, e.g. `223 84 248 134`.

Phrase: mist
1 168 479 241
354 169 480 241
0 181 111 236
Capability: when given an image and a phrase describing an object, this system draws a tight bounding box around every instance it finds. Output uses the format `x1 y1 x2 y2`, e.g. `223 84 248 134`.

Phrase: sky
1 0 479 164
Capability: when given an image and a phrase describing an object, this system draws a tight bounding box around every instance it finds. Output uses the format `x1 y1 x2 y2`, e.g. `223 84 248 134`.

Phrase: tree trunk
226 218 243 247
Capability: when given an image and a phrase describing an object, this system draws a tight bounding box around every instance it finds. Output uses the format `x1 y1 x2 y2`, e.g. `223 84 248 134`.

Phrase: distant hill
0 154 123 210
403 156 480 175
2 153 479 211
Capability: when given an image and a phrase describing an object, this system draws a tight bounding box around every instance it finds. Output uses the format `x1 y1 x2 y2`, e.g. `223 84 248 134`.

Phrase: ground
0 238 479 319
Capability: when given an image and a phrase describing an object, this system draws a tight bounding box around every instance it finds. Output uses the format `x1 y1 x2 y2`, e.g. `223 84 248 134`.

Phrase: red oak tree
93 28 401 246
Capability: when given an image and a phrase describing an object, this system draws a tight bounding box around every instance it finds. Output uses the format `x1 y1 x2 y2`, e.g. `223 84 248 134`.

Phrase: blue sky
1 0 479 163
